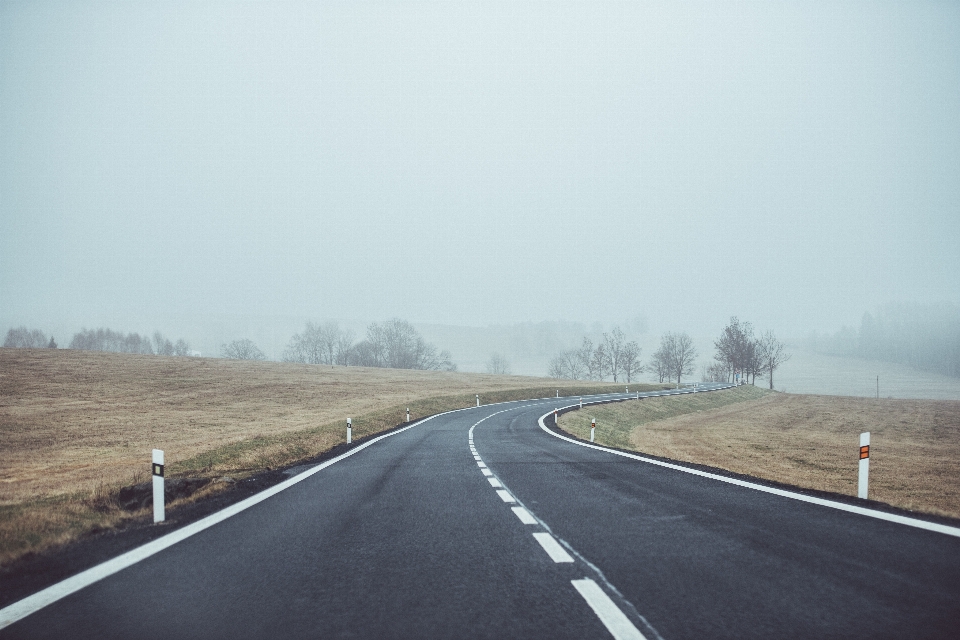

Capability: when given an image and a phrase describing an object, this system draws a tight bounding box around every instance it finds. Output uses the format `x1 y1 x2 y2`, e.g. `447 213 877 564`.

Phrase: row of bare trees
710 317 790 389
282 319 456 371
3 326 56 349
66 327 191 356
548 328 643 383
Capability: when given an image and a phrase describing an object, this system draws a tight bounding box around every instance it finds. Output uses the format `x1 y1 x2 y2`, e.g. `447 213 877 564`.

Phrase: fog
2 1 959 370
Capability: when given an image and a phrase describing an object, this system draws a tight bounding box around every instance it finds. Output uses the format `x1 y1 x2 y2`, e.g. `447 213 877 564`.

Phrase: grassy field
560 386 960 519
0 348 662 565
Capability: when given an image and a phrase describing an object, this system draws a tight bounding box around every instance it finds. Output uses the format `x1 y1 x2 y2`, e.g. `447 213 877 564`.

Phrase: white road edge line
532 532 574 563
496 489 516 503
538 406 960 538
488 478 503 488
572 578 647 640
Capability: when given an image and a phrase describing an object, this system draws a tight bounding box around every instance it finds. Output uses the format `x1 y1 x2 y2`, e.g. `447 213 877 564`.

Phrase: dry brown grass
0 348 656 564
560 387 960 519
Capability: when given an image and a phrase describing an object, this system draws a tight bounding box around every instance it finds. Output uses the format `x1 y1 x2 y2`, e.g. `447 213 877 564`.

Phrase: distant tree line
3 326 56 349
548 328 643 383
803 303 960 379
281 318 456 371
67 327 191 356
708 317 789 389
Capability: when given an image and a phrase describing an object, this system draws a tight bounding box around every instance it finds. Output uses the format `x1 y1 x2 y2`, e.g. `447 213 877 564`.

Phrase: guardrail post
152 449 164 523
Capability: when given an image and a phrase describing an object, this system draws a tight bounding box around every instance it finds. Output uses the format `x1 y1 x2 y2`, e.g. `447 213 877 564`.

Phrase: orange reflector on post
860 445 870 459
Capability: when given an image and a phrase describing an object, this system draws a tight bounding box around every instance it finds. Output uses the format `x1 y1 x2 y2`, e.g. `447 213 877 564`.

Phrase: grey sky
2 1 958 340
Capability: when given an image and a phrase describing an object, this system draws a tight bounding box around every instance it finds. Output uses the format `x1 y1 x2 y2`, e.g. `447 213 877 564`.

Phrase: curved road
3 386 959 638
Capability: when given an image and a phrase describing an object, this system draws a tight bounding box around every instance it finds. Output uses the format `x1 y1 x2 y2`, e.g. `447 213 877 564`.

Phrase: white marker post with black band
476 394 480 407
590 419 596 443
347 418 352 444
858 432 870 499
406 408 410 423
152 449 164 523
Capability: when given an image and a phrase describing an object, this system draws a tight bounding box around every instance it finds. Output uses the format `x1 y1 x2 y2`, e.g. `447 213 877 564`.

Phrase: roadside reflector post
590 419 596 443
406 408 410 423
152 449 164 523
554 408 558 426
579 397 582 409
347 418 352 444
476 394 480 407
556 389 559 398
858 432 870 499
625 386 628 393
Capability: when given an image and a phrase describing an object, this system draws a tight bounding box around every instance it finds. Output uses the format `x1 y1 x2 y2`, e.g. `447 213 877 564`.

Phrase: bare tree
714 317 754 383
661 332 698 385
47 336 57 349
174 339 191 356
548 348 587 380
4 326 48 348
153 331 175 356
602 327 628 383
756 330 791 390
221 339 266 360
620 340 642 383
485 353 511 375
650 344 670 383
703 361 729 382
589 342 609 381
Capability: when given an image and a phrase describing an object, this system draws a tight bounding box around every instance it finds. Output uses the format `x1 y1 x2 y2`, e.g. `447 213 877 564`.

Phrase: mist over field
2 1 959 394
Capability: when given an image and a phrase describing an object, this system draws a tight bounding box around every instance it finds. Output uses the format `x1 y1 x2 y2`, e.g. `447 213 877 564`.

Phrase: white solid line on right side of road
537 408 960 539
572 579 647 640
532 532 574 563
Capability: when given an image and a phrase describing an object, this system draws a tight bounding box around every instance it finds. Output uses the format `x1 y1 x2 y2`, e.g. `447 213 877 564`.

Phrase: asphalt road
3 386 959 639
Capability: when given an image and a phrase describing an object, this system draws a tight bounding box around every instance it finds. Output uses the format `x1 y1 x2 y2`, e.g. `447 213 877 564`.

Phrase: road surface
3 385 959 638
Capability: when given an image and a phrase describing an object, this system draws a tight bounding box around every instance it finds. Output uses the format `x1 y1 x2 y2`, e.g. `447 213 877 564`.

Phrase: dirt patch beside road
559 388 960 519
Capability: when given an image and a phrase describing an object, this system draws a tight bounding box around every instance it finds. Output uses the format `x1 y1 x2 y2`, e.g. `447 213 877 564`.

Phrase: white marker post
590 419 596 443
625 386 628 393
347 418 352 444
152 449 164 523
554 409 558 426
556 389 559 398
476 394 480 407
406 408 410 423
858 432 870 499
579 397 583 409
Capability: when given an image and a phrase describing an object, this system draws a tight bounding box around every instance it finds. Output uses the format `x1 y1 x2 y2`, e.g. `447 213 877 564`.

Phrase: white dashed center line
572 579 648 640
532 532 574 563
511 506 537 525
466 402 652 640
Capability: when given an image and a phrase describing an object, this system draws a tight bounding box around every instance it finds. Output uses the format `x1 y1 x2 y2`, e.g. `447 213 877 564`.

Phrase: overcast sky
2 0 958 339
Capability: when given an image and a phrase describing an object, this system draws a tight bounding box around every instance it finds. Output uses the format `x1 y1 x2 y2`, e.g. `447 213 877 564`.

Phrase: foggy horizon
3 2 959 349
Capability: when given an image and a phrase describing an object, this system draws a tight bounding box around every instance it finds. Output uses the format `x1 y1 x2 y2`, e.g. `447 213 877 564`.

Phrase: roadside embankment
559 386 960 519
